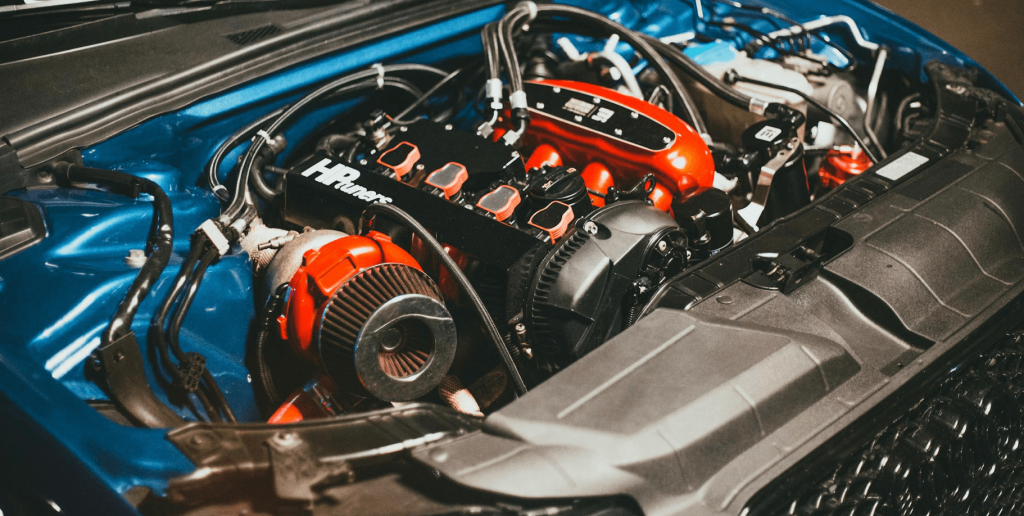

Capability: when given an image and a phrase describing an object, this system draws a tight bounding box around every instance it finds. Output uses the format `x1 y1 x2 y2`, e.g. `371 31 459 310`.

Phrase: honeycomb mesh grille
762 328 1024 516
320 264 441 387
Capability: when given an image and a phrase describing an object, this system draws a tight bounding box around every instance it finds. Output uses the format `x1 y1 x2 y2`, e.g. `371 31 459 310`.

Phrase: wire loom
767 328 1024 516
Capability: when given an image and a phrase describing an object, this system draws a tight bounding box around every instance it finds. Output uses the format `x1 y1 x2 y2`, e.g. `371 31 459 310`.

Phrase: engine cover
522 80 716 207
526 201 686 363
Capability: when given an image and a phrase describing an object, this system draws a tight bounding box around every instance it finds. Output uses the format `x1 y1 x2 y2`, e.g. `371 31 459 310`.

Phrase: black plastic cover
413 309 859 504
526 201 679 362
0 196 45 260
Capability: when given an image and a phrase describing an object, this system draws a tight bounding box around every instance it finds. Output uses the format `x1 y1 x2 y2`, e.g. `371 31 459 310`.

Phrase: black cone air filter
318 263 456 401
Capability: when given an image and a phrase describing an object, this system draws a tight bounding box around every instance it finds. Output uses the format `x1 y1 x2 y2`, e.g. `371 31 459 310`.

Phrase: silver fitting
509 90 528 110
485 78 503 101
748 98 770 116
199 220 231 256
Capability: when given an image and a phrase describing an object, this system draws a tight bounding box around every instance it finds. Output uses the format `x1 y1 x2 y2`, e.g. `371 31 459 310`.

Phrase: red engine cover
521 80 715 207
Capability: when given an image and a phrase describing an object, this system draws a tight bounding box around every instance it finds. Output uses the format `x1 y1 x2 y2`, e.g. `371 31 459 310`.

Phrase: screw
37 170 53 183
614 128 623 136
663 136 672 144
444 124 453 131
536 102 545 109
593 97 601 104
583 221 598 235
574 115 583 122
272 432 300 448
657 240 668 252
416 164 426 171
552 87 561 93
359 159 368 166
630 111 639 119
399 126 408 132
515 323 526 333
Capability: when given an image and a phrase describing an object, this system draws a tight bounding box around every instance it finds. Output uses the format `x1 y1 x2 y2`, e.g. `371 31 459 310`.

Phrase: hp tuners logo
300 158 393 204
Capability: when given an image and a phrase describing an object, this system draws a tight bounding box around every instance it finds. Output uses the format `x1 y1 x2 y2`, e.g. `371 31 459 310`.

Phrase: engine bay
5 3 1024 512
0 0 970 426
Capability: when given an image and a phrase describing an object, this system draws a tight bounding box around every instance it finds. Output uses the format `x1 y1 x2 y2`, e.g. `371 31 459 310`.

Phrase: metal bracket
736 137 800 231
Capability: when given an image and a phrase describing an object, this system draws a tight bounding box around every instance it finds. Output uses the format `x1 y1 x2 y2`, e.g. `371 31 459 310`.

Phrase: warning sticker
876 151 929 181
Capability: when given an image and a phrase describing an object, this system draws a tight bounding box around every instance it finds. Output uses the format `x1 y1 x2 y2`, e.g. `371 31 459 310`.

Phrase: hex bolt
583 221 599 235
657 240 668 252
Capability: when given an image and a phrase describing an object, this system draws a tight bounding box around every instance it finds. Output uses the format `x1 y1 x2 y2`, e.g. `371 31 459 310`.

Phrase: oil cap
424 163 469 200
377 142 420 180
528 201 574 242
527 166 594 217
476 185 521 222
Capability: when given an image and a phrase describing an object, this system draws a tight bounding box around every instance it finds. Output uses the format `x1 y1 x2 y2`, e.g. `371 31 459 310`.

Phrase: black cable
360 203 528 396
531 4 708 136
707 20 828 68
711 0 857 68
505 5 707 135
223 63 448 223
166 247 239 423
255 285 290 409
55 164 175 344
149 233 208 380
393 68 465 123
644 35 754 111
54 162 184 428
894 92 922 135
727 72 880 163
206 108 284 202
193 384 223 423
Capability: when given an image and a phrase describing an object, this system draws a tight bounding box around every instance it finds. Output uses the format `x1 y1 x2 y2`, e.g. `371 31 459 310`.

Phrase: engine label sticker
591 107 615 123
754 126 782 142
876 151 929 181
300 158 393 204
562 98 596 117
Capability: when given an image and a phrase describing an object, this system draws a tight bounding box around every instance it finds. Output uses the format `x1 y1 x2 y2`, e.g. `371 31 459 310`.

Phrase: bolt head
583 221 599 235
657 240 668 252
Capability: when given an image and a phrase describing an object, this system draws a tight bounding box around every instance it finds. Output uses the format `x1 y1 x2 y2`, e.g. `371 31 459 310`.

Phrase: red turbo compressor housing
275 231 457 419
520 80 715 210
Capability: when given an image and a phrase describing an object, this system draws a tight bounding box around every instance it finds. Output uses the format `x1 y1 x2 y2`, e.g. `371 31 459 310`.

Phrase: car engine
150 2 904 425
